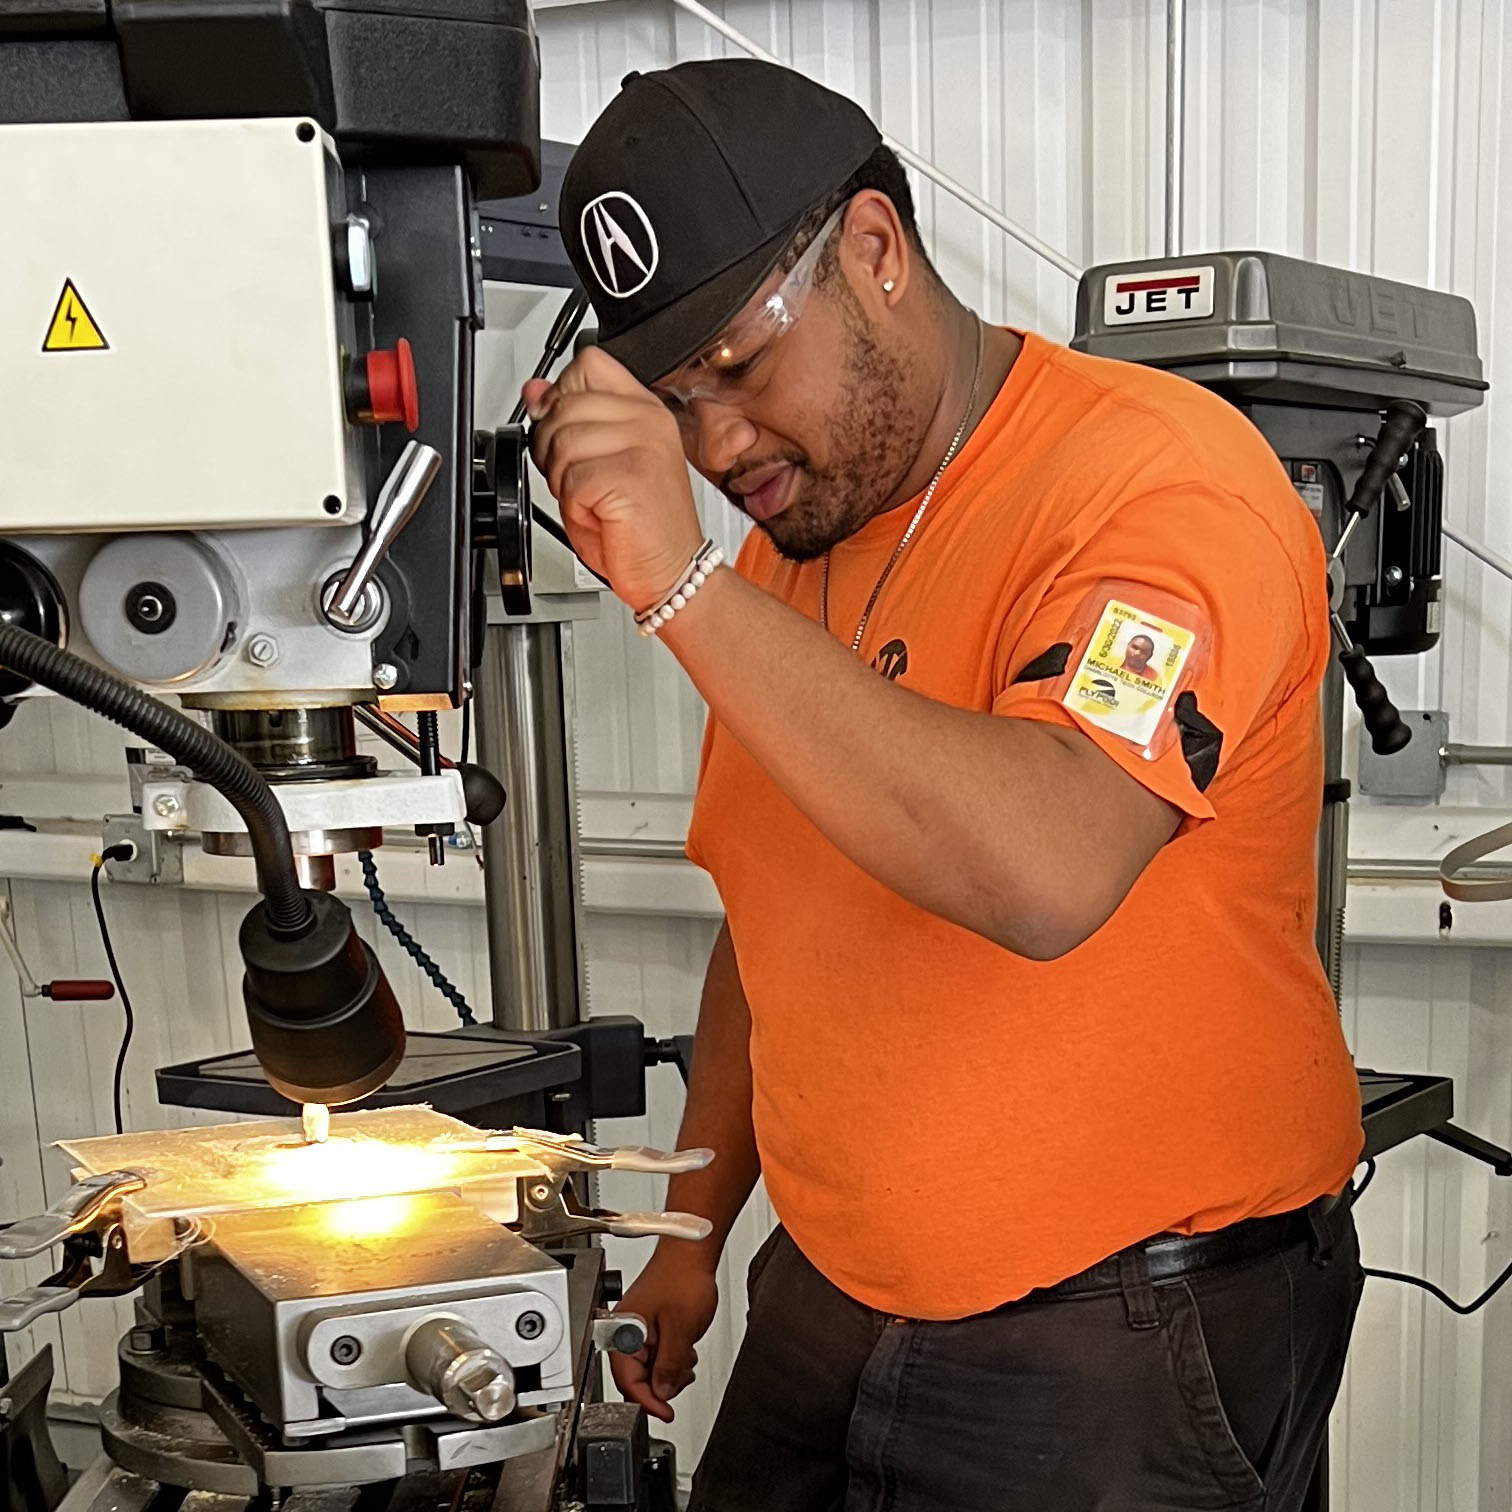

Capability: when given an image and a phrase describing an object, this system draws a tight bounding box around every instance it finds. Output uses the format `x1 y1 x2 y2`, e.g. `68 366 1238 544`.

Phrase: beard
721 298 930 562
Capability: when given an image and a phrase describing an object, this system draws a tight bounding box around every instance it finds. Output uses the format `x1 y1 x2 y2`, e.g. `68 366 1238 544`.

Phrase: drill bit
301 1102 330 1145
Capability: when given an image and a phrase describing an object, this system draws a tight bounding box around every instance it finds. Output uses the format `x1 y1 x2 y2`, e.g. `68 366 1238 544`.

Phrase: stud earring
882 279 896 294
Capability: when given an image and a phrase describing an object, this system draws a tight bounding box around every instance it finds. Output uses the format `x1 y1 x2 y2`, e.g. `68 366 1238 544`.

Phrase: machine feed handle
329 441 442 625
1345 401 1427 520
1339 644 1411 755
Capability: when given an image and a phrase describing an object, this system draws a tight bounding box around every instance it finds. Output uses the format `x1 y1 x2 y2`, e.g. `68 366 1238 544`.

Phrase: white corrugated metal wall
3 1 1512 1506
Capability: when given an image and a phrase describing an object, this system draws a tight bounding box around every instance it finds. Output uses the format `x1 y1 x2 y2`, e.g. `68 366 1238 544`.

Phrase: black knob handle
457 763 507 827
1346 401 1427 520
1339 644 1412 754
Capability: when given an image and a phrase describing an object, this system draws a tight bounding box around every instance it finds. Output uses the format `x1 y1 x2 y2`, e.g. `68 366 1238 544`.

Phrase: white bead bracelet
635 540 726 637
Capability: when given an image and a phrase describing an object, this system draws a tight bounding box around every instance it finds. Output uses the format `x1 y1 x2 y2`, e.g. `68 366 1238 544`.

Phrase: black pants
690 1203 1362 1512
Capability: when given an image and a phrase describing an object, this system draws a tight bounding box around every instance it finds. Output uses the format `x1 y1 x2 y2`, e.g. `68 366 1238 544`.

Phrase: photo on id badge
1065 598 1197 751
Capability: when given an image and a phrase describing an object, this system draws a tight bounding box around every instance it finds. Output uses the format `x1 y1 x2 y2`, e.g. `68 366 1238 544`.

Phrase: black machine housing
1071 249 1484 661
0 0 541 705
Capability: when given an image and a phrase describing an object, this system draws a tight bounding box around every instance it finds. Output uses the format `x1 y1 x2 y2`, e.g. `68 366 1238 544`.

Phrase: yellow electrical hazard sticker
41 280 108 353
1064 598 1197 747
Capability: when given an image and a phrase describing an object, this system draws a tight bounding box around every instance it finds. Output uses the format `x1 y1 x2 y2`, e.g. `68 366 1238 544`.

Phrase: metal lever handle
602 1211 714 1242
329 441 442 626
0 1170 144 1260
484 1128 714 1176
1346 401 1426 521
1330 612 1412 756
606 1145 716 1176
0 1284 78 1332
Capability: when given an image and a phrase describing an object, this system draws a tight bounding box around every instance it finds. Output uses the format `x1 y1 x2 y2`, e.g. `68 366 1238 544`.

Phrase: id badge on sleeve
1055 585 1209 760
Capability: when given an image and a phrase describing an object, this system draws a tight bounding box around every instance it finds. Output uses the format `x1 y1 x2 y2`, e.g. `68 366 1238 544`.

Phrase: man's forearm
661 569 1178 958
661 922 761 1271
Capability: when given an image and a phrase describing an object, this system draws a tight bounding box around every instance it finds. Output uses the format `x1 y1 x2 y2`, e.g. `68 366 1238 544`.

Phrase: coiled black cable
357 850 475 1025
0 626 311 935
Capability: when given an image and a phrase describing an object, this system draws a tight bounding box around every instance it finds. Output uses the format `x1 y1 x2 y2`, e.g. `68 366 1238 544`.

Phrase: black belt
1035 1197 1339 1301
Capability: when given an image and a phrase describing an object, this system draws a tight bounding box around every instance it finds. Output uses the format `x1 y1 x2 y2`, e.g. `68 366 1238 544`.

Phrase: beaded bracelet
635 539 726 637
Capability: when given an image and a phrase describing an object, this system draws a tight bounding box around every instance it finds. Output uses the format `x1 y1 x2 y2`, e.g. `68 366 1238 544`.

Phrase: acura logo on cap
580 191 660 300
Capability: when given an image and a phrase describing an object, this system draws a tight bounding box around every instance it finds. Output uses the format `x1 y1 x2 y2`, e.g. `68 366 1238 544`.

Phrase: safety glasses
652 204 846 420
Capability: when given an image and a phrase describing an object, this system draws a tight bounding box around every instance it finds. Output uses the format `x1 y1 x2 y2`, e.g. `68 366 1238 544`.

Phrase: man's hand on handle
612 1247 720 1423
523 347 706 614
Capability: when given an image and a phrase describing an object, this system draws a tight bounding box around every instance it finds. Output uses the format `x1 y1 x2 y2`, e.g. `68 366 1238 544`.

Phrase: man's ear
839 190 910 309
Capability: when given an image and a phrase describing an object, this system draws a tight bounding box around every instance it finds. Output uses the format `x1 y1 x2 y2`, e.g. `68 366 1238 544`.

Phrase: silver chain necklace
821 316 986 654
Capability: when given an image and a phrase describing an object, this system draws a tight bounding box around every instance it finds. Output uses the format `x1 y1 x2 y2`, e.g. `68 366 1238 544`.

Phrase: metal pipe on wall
664 0 1083 280
1164 0 1187 257
474 620 585 1033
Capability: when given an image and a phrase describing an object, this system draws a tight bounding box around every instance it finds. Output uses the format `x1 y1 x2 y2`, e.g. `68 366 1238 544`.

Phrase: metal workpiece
477 620 588 1032
404 1314 517 1422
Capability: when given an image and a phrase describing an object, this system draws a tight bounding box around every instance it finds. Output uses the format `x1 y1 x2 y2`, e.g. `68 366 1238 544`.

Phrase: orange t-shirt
686 330 1363 1321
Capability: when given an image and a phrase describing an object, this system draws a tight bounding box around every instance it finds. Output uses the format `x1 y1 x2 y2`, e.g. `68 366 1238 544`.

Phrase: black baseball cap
561 59 882 384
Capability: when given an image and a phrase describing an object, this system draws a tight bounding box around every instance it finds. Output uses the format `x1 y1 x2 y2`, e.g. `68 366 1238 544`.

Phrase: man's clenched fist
523 346 706 614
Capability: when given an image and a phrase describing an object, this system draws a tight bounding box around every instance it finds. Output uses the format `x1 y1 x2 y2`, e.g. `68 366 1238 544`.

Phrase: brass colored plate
58 1106 545 1262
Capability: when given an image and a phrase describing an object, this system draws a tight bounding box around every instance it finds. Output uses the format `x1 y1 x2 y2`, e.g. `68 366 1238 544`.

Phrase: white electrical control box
0 117 362 533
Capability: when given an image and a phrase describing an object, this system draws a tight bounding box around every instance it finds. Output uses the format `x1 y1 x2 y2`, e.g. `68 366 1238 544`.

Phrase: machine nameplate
1102 264 1215 324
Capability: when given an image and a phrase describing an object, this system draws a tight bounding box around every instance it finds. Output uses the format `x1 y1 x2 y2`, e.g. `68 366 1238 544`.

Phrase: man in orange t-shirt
526 59 1364 1512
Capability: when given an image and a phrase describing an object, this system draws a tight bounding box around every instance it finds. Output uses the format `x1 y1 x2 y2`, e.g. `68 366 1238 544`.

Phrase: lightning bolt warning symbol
42 280 108 353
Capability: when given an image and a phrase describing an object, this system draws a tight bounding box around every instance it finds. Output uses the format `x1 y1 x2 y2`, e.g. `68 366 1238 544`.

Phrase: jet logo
1103 265 1214 325
580 192 660 299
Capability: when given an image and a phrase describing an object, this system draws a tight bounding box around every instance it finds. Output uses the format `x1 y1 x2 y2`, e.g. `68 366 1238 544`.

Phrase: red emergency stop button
365 338 420 432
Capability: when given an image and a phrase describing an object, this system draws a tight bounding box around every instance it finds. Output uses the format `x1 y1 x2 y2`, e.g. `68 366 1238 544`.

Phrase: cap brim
599 219 798 386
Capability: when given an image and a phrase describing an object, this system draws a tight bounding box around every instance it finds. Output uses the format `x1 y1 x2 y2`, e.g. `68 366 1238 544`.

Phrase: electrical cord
1353 1155 1512 1316
90 846 137 1135
1351 1158 1377 1205
506 286 612 590
531 507 610 588
357 850 475 1026
1363 1257 1512 1317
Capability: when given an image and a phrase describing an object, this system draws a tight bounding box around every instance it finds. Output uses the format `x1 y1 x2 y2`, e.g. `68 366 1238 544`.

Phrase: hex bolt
458 1361 515 1422
151 793 180 820
246 634 280 668
126 1326 163 1355
515 1310 545 1341
372 663 399 691
330 1335 363 1366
